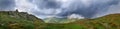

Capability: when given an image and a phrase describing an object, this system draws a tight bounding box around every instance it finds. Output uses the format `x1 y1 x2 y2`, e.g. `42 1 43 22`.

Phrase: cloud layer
0 0 15 11
0 0 120 19
57 0 120 18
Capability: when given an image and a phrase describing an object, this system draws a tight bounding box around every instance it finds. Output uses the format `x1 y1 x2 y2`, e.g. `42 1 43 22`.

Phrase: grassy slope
42 14 120 29
0 11 44 29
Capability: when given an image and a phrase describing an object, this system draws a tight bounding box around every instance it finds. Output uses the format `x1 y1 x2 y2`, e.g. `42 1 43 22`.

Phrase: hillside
0 10 120 29
42 14 120 29
0 10 44 29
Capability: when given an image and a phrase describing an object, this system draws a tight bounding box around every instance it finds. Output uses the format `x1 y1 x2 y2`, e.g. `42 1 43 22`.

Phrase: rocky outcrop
0 10 44 22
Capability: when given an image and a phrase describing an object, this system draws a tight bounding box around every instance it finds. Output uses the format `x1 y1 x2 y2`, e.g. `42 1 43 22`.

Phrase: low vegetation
0 10 120 29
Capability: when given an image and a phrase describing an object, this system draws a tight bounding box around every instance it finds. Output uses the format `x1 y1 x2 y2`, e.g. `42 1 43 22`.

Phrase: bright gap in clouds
57 0 68 3
15 0 32 12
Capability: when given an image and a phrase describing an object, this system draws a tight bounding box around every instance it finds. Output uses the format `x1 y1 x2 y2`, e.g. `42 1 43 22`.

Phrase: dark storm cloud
0 0 15 11
33 0 61 9
57 0 120 18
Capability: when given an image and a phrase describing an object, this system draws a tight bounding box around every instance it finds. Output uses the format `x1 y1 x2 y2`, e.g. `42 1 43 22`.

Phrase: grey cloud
0 0 15 11
106 2 120 14
32 0 61 9
27 0 62 18
57 0 120 18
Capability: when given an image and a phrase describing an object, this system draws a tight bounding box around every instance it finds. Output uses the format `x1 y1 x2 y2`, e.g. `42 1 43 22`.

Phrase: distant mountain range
44 17 83 23
0 10 120 29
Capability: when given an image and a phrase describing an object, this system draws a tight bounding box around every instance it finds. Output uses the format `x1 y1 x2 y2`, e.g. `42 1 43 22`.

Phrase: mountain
44 17 82 23
44 17 71 23
0 10 44 29
42 14 120 29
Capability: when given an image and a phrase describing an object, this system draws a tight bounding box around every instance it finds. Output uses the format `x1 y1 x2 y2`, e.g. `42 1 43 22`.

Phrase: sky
0 0 120 19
